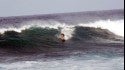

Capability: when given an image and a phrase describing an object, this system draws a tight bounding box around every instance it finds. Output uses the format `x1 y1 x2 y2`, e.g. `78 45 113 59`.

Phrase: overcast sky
0 0 124 17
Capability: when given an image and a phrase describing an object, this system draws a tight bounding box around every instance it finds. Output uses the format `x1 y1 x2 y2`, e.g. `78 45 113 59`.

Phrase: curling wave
0 24 123 49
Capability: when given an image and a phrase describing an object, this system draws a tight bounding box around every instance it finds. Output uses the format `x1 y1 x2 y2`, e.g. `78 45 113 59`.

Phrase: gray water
0 54 124 70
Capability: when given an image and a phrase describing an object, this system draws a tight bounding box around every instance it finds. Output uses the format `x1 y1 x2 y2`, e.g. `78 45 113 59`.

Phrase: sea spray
78 20 124 37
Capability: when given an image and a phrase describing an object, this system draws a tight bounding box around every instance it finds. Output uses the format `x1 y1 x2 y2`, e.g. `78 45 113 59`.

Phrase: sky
0 0 124 17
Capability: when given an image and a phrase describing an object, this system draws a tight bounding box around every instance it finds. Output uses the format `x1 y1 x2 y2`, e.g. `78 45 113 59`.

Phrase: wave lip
78 19 124 37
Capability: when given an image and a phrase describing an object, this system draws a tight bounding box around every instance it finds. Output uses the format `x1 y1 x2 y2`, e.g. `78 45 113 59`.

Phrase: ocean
0 9 124 70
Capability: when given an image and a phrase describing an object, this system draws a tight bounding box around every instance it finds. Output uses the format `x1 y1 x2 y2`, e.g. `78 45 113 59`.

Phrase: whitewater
0 55 124 70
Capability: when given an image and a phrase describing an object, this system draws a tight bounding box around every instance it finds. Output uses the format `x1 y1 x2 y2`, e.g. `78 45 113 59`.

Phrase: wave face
0 9 124 51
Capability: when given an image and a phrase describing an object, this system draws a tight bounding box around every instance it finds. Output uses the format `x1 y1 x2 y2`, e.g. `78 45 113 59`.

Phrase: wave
0 19 124 52
0 26 123 47
0 19 124 38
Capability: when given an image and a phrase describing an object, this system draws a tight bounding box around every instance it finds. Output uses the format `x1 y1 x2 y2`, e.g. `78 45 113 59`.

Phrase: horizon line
0 9 124 18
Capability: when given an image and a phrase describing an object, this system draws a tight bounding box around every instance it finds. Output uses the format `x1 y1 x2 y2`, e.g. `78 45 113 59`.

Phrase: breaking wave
0 19 124 50
79 20 124 37
0 19 124 37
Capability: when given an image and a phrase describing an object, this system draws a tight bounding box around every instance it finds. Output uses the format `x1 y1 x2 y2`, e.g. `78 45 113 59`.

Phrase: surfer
60 33 66 44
